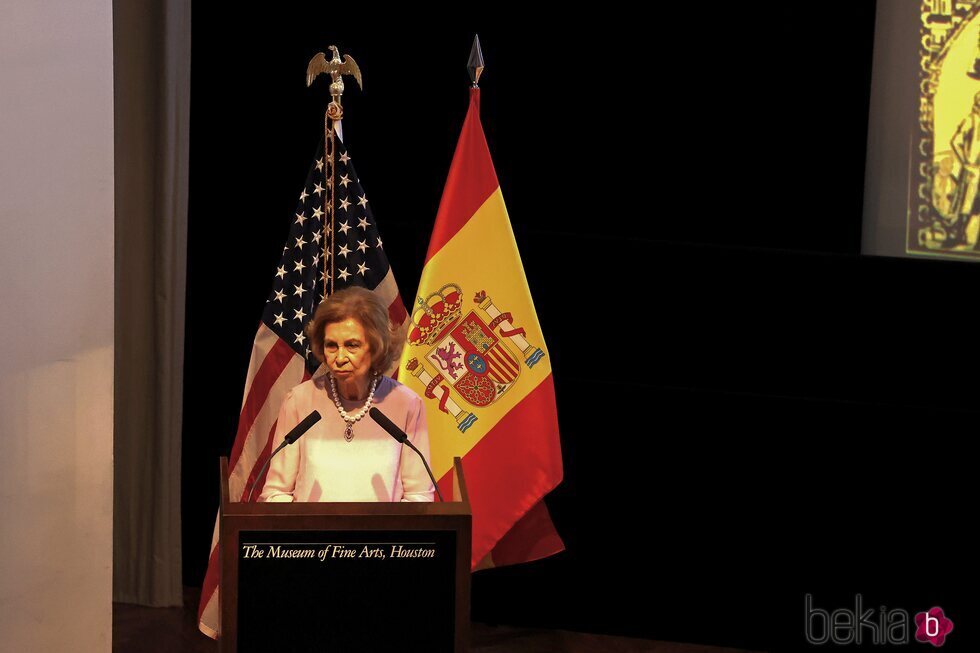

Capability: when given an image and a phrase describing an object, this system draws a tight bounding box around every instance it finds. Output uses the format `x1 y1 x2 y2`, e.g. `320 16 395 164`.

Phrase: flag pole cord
324 111 336 299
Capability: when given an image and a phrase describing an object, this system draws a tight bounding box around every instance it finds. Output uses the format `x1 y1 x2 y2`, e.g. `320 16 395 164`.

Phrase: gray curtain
112 0 190 606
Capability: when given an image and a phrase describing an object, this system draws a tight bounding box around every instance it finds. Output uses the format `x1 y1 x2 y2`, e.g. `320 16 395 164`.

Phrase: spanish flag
399 87 564 568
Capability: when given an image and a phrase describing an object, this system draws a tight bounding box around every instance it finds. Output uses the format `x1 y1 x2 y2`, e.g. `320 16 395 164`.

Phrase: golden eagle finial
306 45 363 94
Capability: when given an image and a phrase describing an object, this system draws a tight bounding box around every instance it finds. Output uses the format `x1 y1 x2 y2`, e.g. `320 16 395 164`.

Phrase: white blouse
259 374 435 503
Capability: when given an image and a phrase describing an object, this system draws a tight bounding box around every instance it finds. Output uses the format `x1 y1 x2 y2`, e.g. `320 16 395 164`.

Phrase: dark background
183 4 976 651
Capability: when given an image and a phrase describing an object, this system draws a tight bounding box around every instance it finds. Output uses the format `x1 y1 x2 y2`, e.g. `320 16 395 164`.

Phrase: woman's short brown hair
305 286 397 374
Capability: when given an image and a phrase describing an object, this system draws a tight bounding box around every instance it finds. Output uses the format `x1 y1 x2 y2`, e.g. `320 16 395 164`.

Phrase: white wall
0 2 114 651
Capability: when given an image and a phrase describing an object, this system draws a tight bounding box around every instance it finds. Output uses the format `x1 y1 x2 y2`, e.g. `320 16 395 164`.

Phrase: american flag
197 130 408 638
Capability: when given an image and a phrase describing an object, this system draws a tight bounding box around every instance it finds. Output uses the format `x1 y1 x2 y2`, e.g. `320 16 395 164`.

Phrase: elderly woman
260 287 434 502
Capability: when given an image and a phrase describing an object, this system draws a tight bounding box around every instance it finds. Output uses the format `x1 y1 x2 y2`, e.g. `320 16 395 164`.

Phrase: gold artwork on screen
916 0 980 255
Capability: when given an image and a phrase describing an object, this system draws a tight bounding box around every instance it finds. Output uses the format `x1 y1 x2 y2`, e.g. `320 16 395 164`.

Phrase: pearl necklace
328 374 379 442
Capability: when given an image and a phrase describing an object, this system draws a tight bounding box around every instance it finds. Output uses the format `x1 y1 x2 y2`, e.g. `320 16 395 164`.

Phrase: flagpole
306 45 364 300
324 109 336 299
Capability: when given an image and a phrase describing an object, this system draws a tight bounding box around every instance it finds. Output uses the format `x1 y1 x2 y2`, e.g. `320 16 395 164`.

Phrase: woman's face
323 318 373 388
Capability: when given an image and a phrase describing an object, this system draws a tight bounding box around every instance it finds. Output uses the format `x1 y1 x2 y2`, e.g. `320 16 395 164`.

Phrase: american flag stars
260 138 392 373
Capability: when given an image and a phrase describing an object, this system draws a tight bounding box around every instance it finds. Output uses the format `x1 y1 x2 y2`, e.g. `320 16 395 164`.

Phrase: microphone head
284 410 321 444
369 407 407 443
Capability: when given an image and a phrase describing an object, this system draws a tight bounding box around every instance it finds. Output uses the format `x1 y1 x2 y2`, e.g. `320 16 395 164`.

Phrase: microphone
284 410 322 444
246 410 321 502
369 407 407 443
369 407 444 502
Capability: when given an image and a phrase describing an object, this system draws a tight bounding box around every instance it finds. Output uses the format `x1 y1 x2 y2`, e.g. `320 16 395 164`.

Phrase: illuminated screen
864 1 980 259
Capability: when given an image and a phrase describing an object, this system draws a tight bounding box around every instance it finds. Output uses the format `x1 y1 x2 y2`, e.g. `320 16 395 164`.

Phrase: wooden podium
218 456 472 652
